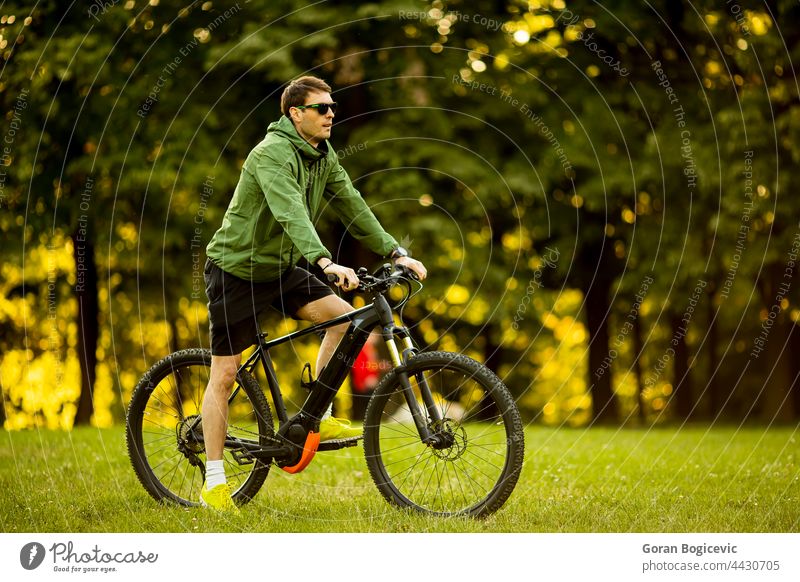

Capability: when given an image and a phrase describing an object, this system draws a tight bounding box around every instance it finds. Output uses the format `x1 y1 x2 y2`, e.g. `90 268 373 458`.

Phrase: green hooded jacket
206 115 398 281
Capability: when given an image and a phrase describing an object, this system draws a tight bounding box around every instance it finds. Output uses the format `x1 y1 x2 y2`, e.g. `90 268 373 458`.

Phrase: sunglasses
294 102 338 115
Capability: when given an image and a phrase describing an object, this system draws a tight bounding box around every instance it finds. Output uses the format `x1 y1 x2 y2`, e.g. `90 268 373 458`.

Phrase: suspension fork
394 327 443 424
375 297 442 443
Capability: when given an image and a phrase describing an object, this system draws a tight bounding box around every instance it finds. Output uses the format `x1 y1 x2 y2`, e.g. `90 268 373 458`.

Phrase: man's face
290 90 335 146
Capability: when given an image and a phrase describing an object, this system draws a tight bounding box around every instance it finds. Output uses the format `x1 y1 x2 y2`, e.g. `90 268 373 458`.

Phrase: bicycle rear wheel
126 348 273 506
364 351 524 517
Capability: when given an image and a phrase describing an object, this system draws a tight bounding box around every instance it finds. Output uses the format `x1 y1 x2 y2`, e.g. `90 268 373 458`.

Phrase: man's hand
394 256 427 281
322 262 359 291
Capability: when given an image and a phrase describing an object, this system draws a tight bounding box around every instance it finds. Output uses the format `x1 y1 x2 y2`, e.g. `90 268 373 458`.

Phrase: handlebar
325 263 419 294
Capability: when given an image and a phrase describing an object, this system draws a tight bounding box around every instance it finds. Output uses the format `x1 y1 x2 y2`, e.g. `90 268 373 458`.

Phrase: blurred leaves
2 0 800 428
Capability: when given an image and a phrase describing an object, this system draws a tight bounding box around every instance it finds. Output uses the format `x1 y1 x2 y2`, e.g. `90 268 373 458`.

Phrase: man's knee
297 295 353 324
210 354 240 391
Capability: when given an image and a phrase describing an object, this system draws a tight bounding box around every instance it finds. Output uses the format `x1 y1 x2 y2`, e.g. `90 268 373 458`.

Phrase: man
200 76 426 512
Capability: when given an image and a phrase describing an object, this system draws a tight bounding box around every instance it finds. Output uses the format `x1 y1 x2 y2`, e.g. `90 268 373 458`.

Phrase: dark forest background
2 0 799 429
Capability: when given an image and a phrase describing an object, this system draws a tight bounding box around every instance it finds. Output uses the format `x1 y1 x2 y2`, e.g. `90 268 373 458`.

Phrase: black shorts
204 259 334 356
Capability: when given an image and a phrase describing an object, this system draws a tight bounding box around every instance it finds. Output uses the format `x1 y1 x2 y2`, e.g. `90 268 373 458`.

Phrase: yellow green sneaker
200 483 240 514
319 417 361 441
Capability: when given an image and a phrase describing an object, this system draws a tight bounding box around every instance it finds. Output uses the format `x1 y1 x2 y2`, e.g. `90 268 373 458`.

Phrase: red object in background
352 341 380 394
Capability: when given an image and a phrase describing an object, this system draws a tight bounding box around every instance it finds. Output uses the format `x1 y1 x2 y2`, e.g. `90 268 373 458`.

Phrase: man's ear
289 107 302 124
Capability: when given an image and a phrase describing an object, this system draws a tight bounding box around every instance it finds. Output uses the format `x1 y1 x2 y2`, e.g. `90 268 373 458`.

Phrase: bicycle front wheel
126 348 273 507
364 351 524 517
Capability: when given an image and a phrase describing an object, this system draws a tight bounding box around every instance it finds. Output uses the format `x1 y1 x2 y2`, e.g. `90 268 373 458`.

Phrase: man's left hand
394 256 427 281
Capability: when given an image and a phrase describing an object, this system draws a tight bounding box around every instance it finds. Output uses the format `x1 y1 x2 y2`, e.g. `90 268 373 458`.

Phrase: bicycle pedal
230 448 255 465
317 436 363 451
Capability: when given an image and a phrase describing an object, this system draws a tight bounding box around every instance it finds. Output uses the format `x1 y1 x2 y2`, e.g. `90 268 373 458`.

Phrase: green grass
1 424 798 532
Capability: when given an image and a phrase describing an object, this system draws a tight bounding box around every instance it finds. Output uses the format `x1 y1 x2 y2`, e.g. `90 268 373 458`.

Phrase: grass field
1 424 798 533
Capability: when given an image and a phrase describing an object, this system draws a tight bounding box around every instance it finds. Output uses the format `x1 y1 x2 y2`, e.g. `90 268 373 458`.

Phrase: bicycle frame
222 289 440 463
240 298 391 427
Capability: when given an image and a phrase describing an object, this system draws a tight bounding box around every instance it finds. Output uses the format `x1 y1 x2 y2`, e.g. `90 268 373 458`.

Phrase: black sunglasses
295 102 338 115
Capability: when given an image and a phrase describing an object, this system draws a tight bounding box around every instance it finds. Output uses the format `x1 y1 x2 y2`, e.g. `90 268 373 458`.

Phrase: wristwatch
390 246 410 259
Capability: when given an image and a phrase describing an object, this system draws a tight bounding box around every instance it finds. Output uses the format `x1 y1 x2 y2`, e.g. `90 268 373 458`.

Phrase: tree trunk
585 278 617 424
476 323 501 420
671 313 693 420
72 232 99 426
168 310 181 355
791 322 800 418
706 288 720 419
483 323 503 376
760 315 794 423
632 313 646 423
755 264 795 423
0 388 6 429
167 302 183 414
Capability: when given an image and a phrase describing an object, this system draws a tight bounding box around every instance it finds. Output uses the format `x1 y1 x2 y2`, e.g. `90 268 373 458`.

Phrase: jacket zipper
288 156 323 271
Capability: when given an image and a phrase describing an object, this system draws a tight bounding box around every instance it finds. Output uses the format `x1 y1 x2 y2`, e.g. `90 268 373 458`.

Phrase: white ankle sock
322 404 333 420
206 459 226 489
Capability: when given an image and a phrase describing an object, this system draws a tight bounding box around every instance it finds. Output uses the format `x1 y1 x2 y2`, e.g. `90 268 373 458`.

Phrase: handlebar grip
326 273 339 284
394 263 420 281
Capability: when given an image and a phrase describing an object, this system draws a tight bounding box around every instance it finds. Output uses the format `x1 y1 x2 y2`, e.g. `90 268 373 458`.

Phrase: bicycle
125 263 525 517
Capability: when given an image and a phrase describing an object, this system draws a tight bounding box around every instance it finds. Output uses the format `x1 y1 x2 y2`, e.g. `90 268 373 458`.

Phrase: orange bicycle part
280 431 320 474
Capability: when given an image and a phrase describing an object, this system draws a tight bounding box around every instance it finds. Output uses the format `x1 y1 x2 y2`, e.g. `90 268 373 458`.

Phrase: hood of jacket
266 115 328 161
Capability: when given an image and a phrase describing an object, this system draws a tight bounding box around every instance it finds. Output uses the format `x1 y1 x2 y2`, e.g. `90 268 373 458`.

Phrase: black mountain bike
125 264 524 517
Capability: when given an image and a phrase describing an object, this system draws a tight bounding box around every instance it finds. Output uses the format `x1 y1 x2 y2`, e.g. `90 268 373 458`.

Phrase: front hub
428 419 467 460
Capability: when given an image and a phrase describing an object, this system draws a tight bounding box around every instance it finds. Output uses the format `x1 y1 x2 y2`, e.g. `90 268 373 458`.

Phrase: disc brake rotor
430 419 467 461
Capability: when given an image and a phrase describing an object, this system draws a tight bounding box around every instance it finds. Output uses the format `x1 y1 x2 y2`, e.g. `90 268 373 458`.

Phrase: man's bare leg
198 353 242 511
202 353 241 461
295 294 354 375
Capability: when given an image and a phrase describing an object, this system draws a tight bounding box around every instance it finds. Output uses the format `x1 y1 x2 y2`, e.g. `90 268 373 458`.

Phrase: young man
200 76 426 512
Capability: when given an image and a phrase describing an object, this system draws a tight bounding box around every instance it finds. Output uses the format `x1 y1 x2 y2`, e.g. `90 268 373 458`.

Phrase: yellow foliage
2 349 81 430
462 297 489 325
92 362 115 428
523 13 555 34
444 284 470 305
541 312 559 329
0 295 28 328
563 27 581 42
543 30 562 48
439 334 460 352
467 228 491 247
745 11 771 35
502 228 532 252
494 53 510 70
116 222 138 245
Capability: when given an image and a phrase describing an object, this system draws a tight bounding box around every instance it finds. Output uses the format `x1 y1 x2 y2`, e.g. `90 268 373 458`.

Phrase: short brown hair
281 76 332 117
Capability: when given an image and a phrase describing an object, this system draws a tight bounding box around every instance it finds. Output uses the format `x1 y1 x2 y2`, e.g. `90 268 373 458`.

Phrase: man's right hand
321 262 359 291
